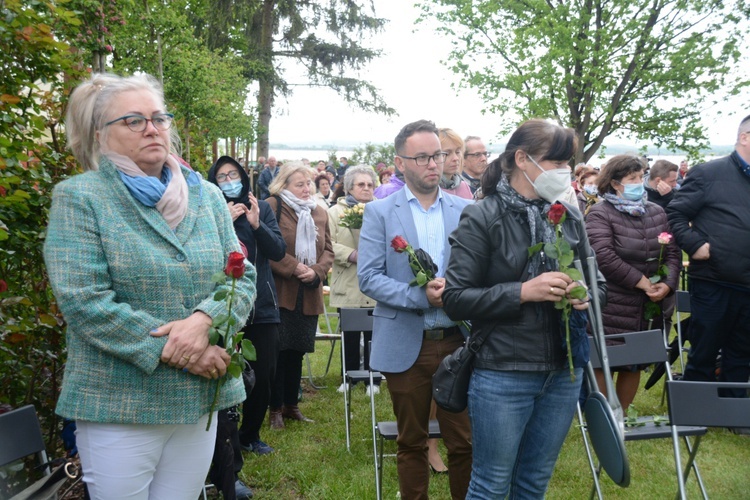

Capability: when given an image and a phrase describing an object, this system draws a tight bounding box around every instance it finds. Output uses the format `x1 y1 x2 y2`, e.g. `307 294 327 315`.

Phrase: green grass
223 303 750 499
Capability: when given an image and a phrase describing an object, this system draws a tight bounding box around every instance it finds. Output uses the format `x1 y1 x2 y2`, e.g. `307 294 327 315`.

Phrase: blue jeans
466 367 582 499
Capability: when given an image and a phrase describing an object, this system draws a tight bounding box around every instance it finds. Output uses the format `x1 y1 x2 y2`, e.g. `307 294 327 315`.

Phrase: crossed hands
636 276 671 302
521 271 590 311
151 311 230 380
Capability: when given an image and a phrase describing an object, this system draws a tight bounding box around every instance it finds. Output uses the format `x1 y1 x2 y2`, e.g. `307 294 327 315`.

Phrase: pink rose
657 232 673 245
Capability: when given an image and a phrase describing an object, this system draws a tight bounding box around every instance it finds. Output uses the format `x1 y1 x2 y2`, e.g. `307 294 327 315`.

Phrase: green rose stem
206 278 237 431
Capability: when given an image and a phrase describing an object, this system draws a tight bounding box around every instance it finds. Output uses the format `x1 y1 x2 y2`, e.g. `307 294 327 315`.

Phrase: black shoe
235 479 254 499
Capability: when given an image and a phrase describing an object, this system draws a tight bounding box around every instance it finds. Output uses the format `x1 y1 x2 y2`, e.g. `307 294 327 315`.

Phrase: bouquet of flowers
528 202 589 380
339 203 366 229
206 251 257 430
644 232 673 325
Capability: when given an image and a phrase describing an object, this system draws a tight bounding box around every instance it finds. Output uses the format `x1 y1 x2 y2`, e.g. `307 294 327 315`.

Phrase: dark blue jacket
208 156 286 324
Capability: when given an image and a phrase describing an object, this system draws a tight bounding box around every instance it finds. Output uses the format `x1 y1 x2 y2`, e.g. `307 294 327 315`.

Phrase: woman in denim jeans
443 119 606 499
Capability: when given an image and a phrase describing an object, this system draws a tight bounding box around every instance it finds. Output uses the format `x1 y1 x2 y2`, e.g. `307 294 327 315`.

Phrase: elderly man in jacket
667 115 750 426
358 120 473 499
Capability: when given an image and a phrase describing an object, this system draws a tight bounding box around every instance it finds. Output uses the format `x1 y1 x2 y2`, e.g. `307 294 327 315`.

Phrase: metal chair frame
582 329 708 500
339 308 382 452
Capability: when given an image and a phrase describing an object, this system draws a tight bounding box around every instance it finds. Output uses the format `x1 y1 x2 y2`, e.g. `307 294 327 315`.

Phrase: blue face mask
619 182 644 201
220 180 242 198
583 184 598 196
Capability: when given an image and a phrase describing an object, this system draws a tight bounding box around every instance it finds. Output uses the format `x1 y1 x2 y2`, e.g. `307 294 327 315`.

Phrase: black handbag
432 326 491 413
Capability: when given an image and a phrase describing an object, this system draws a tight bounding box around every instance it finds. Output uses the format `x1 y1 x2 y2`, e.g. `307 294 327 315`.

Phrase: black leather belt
423 326 460 340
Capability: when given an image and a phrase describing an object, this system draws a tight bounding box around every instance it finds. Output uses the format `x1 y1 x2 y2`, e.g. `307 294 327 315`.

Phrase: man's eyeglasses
465 151 489 158
398 152 448 166
104 113 174 133
216 170 241 182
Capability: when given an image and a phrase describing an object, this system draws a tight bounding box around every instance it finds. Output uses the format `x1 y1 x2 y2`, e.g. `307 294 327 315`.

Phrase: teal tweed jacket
43 156 257 424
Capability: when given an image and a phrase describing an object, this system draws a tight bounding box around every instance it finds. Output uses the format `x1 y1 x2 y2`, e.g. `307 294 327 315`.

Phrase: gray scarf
279 190 318 265
496 176 556 279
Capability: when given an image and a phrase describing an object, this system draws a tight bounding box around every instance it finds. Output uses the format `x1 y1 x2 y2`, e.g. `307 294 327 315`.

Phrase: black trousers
341 330 379 385
270 349 304 407
683 278 750 397
238 323 279 446
209 408 243 500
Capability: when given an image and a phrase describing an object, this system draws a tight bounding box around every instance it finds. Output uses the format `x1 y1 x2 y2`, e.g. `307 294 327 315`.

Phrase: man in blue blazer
358 120 473 499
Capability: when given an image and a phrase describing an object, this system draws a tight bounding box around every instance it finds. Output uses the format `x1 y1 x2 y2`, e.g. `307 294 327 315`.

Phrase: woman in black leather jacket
443 119 606 499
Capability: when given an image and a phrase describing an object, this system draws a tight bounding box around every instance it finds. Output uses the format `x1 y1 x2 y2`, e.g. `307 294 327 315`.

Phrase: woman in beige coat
327 165 379 394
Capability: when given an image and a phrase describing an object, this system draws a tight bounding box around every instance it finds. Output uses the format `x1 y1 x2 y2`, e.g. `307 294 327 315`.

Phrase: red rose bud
391 235 409 253
657 232 673 245
548 202 567 225
0 279 7 293
224 251 246 279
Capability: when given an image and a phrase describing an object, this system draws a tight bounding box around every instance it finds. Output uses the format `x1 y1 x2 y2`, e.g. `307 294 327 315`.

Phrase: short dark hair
394 120 438 155
597 154 646 195
314 173 330 189
649 159 678 181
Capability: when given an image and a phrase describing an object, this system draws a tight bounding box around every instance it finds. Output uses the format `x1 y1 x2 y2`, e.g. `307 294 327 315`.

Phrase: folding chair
339 307 382 451
304 307 339 389
585 329 708 500
0 405 80 499
368 363 441 500
673 290 691 374
667 380 750 498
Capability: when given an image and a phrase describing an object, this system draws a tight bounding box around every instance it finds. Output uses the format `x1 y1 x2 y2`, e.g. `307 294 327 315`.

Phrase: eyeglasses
104 113 174 132
465 151 489 158
216 170 241 182
398 152 448 166
353 182 374 189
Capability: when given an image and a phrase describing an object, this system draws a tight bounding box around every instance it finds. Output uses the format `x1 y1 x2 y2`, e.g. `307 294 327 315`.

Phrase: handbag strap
464 321 496 354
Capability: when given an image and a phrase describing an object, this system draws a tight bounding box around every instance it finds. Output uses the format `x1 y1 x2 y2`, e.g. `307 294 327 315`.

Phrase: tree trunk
231 137 236 158
256 0 276 158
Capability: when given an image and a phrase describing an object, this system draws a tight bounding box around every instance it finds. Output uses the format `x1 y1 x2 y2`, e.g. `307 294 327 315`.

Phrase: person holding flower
442 119 605 499
358 119 473 499
43 73 256 498
327 165 379 394
585 154 681 409
266 162 334 427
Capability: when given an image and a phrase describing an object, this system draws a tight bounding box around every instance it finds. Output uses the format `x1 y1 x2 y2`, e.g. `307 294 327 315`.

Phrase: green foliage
0 0 86 451
247 0 396 156
350 142 396 167
107 0 255 166
420 0 750 163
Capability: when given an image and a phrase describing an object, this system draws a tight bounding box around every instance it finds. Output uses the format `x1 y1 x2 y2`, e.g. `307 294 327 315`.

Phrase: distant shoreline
269 143 734 157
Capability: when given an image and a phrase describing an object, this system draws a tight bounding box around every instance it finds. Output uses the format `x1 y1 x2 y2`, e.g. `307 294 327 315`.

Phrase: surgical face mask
220 180 243 198
583 184 599 196
523 155 571 203
618 181 645 201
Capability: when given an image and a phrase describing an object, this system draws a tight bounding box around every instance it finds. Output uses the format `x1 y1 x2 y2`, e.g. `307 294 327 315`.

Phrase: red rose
547 202 567 226
391 235 409 253
224 251 246 279
0 279 7 293
0 186 6 197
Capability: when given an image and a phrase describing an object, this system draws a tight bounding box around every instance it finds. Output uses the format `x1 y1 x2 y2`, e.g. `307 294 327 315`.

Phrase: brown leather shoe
281 405 314 422
269 407 284 429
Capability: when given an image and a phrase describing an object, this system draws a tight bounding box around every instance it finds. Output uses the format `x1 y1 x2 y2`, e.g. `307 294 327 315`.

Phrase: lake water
263 148 717 169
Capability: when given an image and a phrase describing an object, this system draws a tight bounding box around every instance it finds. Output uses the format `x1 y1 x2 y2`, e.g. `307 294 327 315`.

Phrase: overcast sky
266 1 744 149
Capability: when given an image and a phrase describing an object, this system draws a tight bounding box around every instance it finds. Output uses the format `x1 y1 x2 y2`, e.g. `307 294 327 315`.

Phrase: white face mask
522 155 571 203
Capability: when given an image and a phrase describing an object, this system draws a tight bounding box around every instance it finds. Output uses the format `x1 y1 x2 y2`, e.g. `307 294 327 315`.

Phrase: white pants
76 413 217 500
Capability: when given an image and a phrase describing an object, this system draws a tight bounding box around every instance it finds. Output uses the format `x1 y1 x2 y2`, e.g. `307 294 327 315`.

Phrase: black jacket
208 156 287 324
443 194 606 371
644 182 674 209
667 151 750 289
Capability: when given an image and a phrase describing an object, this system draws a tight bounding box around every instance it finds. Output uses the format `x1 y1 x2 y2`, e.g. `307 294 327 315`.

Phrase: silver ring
550 287 555 294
